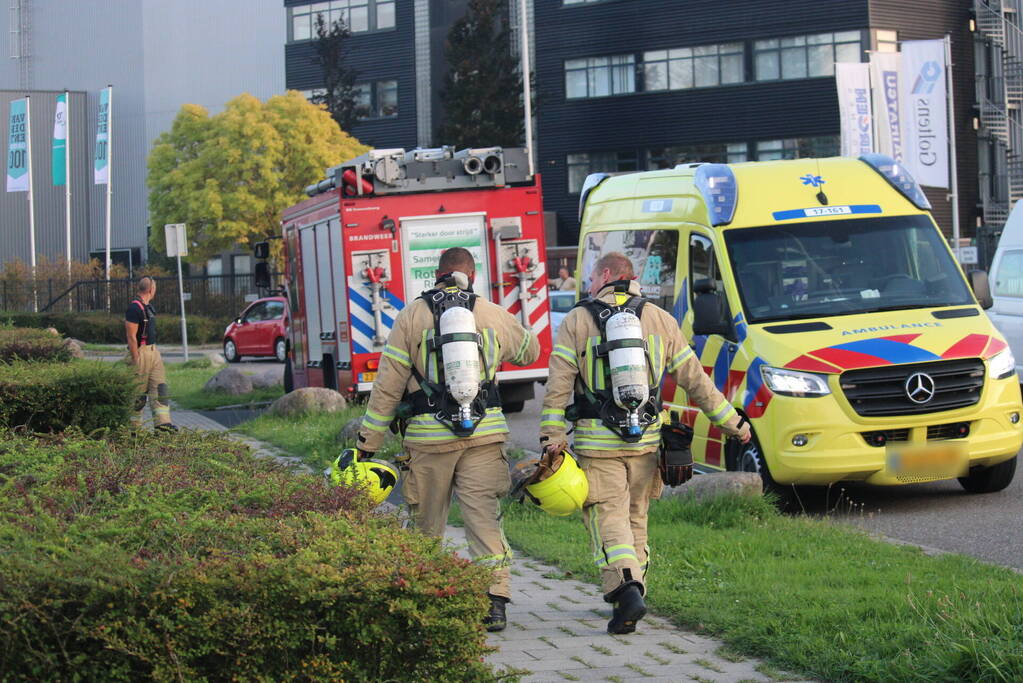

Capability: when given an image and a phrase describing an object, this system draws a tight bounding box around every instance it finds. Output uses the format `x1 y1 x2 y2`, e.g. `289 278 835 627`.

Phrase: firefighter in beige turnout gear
356 247 540 632
540 252 750 634
125 277 177 432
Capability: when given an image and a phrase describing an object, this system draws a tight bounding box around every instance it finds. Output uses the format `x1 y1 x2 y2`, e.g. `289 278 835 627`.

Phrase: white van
987 200 1023 379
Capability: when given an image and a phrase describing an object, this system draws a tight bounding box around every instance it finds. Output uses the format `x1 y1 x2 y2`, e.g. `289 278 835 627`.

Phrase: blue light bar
578 173 610 222
694 164 738 226
859 153 931 210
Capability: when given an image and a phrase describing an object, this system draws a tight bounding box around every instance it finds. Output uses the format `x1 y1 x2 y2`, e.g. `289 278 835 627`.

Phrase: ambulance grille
840 359 985 417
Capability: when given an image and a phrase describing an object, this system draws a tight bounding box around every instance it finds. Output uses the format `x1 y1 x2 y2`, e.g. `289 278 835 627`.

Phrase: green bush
0 360 136 432
0 312 228 345
0 328 71 363
0 430 497 681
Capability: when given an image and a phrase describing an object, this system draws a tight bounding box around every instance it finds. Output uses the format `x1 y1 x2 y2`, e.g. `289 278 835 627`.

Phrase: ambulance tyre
729 427 793 507
283 357 294 393
958 455 1016 494
503 401 525 414
224 339 240 363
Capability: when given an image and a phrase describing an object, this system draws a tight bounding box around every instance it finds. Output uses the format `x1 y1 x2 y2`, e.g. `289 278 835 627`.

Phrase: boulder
44 327 60 337
204 351 227 367
663 471 763 503
269 387 347 416
248 366 283 389
61 338 86 360
203 367 254 395
335 416 365 445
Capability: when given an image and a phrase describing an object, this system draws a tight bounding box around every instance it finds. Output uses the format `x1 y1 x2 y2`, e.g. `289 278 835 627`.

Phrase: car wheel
958 455 1017 494
224 339 240 363
275 337 287 363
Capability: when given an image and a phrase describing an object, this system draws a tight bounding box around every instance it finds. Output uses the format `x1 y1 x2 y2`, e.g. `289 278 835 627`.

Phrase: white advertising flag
869 51 904 162
6 98 29 193
836 63 873 157
900 39 948 188
94 87 110 185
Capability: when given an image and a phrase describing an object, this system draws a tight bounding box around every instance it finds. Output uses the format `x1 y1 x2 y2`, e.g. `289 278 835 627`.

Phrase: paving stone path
171 410 813 683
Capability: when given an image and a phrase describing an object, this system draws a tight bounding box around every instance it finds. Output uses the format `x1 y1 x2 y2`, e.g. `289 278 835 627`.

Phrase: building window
875 29 898 53
299 88 327 102
754 30 862 81
567 151 638 193
233 254 252 275
354 80 398 119
646 143 748 169
565 55 636 99
754 136 840 160
643 43 744 91
289 0 396 42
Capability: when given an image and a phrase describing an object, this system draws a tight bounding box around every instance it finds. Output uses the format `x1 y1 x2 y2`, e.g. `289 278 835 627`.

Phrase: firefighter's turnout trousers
404 441 512 598
130 345 172 427
581 451 662 598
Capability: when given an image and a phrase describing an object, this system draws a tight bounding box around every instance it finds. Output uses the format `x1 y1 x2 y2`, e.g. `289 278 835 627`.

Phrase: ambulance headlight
761 366 831 397
988 348 1017 380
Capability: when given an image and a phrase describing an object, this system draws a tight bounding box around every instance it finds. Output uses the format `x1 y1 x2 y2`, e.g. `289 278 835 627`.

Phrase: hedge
0 430 497 681
0 360 136 432
0 311 229 345
0 328 71 363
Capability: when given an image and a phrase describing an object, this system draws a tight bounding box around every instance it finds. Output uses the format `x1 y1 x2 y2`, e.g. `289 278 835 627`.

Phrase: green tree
310 13 359 131
438 0 527 148
147 92 368 263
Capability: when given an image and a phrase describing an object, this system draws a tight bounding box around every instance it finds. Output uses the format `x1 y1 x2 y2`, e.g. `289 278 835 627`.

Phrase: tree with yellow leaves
147 92 368 263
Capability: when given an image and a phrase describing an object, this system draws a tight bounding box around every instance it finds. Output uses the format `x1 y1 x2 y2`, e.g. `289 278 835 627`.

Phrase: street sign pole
165 223 189 361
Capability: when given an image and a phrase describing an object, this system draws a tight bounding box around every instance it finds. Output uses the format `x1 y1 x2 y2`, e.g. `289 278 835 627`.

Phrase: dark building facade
534 0 977 245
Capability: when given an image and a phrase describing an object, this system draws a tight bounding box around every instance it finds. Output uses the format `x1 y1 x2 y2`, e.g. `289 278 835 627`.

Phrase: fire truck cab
269 146 552 411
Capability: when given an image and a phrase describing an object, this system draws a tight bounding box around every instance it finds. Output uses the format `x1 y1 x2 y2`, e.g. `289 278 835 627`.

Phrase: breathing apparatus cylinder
439 306 481 430
605 310 647 436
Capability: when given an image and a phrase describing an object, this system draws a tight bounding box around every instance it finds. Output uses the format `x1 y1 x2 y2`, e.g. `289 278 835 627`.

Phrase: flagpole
517 0 534 177
944 35 960 254
64 90 71 281
104 84 113 283
25 95 37 312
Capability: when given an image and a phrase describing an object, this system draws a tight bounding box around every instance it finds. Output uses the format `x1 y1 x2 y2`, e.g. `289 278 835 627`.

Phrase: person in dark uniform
125 276 177 432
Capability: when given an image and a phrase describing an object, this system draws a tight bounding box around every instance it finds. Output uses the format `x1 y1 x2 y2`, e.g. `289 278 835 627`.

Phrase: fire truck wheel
503 401 525 414
284 357 294 393
275 338 287 363
224 339 240 363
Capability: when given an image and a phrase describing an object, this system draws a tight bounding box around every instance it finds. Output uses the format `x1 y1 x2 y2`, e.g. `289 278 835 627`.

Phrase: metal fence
1 273 281 319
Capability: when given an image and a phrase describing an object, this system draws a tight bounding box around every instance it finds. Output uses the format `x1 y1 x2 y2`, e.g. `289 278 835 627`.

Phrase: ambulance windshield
580 229 679 311
723 214 974 324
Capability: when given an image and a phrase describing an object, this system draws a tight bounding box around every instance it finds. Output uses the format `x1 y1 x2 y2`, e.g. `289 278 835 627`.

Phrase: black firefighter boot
483 594 508 632
606 583 646 635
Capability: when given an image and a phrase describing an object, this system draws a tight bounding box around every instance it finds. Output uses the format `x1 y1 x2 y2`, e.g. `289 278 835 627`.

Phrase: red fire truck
257 146 552 412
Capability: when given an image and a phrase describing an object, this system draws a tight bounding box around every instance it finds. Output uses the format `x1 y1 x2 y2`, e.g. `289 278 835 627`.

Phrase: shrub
0 312 228 345
0 328 71 363
0 360 136 432
0 430 497 681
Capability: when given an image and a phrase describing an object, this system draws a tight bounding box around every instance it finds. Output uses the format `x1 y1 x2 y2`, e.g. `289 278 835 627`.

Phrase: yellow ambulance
576 155 1022 493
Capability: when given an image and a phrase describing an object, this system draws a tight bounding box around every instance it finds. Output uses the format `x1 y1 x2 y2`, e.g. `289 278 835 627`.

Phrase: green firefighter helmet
525 449 588 516
329 448 399 505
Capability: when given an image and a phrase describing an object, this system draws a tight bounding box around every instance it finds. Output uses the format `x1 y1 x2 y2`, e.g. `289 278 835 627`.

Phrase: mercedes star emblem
904 372 936 404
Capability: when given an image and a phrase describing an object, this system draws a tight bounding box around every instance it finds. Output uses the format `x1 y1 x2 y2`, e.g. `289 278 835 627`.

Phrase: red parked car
223 296 289 363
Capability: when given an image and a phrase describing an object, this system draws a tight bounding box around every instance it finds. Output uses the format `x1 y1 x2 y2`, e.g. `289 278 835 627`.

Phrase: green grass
163 363 284 410
501 494 1023 683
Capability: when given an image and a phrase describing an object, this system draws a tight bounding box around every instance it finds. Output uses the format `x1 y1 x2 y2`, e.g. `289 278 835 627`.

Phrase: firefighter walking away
354 247 540 632
540 252 750 634
125 276 178 433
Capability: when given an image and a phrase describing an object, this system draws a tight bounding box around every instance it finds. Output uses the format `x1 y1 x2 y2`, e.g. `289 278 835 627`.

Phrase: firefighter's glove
659 414 694 487
133 394 148 412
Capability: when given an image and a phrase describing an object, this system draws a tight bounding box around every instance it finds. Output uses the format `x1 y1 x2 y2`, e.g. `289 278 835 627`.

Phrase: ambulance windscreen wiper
858 303 950 314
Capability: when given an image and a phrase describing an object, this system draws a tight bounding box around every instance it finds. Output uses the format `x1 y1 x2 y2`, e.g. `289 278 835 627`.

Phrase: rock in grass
205 351 227 367
270 386 346 416
203 367 254 395
248 367 283 389
62 338 85 360
664 471 763 502
335 416 364 445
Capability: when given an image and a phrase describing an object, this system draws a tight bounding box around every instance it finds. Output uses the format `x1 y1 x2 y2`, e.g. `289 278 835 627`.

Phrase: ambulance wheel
274 337 287 363
224 339 240 363
284 357 294 393
958 455 1016 494
503 401 525 414
730 428 792 507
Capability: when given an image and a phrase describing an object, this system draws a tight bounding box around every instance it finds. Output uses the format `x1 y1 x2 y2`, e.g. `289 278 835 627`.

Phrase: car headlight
988 348 1017 380
760 366 831 397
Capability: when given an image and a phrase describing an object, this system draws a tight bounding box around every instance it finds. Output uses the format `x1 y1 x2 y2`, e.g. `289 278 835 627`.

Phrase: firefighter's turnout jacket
540 280 744 599
356 284 540 600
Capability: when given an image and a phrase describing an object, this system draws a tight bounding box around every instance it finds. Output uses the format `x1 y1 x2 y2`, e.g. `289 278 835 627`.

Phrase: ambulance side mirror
969 269 993 310
254 262 272 289
691 279 734 338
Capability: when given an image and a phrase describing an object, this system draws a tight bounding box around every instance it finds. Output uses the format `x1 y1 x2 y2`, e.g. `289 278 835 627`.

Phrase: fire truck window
579 229 678 310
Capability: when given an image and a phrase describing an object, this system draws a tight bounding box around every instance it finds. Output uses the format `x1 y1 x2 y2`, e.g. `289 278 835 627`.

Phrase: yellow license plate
361 372 377 382
887 445 966 477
